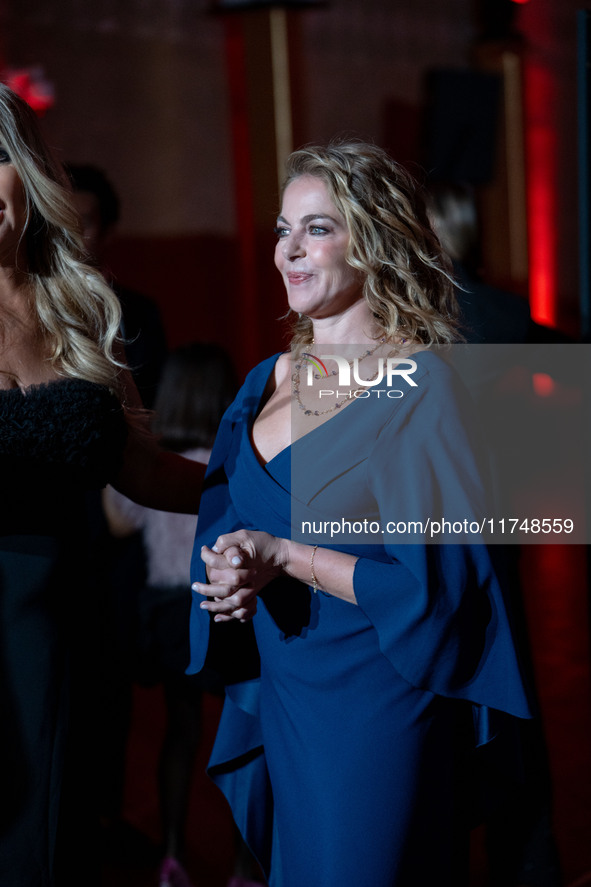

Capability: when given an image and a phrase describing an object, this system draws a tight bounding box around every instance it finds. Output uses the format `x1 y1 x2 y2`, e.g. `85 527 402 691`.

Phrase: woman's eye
309 225 329 235
274 226 289 238
0 148 11 163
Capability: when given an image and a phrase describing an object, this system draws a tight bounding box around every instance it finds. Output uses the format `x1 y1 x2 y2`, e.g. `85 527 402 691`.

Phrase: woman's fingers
199 546 251 589
211 530 252 558
201 543 243 570
201 543 247 580
224 600 257 623
210 532 252 569
207 604 255 624
192 580 235 599
200 588 252 613
196 531 279 620
195 585 256 618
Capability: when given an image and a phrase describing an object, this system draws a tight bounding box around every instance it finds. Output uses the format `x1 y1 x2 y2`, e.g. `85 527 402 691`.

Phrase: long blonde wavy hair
281 140 459 346
0 83 124 392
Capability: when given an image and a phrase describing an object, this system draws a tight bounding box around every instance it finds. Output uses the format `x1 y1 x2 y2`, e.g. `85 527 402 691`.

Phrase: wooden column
474 41 530 296
223 7 300 372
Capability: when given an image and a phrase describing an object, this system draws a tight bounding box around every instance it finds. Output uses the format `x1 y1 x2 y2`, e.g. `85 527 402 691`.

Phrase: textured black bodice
0 378 127 534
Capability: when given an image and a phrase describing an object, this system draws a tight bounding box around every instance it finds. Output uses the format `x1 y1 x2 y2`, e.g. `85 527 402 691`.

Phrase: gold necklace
292 338 385 416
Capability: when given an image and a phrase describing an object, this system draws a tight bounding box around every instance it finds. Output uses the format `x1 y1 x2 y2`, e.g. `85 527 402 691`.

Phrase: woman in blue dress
189 141 532 886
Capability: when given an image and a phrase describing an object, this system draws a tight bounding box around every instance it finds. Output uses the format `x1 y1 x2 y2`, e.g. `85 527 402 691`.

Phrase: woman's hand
192 529 288 622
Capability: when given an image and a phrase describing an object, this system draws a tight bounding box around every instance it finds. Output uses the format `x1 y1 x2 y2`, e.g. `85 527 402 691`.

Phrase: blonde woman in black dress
0 84 204 886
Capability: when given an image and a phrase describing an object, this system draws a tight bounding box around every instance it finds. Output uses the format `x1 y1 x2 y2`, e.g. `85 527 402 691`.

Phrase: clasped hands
192 529 287 623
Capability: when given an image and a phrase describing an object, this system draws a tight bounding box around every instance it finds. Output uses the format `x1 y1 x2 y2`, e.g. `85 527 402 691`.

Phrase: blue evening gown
189 350 532 886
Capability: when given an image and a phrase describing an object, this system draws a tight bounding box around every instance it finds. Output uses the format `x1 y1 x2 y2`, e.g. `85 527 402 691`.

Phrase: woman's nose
283 231 305 260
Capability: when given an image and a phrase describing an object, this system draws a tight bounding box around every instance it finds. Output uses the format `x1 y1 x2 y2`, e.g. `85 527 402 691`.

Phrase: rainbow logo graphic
301 352 329 378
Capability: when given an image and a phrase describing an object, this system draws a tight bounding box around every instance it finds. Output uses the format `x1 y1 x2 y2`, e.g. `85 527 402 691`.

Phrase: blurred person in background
65 162 170 863
427 181 570 347
65 162 167 408
103 342 239 887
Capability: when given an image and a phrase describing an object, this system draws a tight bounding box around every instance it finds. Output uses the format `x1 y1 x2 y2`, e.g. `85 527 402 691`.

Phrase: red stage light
524 61 557 327
532 373 555 398
2 68 55 116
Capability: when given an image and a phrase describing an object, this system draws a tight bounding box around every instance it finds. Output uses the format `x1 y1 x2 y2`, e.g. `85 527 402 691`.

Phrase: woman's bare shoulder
273 351 292 385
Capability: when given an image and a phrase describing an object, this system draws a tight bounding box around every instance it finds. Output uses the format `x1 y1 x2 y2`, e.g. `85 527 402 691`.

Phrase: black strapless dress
0 379 127 886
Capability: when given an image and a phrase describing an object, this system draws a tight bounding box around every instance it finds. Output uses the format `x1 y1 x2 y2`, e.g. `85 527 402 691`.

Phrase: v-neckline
247 353 365 470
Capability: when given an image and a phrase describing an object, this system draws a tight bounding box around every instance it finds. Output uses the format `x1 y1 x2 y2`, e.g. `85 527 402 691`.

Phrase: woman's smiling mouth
286 272 313 284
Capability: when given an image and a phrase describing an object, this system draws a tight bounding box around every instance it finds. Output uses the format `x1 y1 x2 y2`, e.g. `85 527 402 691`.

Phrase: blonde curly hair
0 83 124 392
281 140 459 346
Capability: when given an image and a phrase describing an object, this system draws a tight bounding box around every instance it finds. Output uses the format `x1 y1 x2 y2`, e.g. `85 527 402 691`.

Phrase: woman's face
274 175 364 320
0 143 28 265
